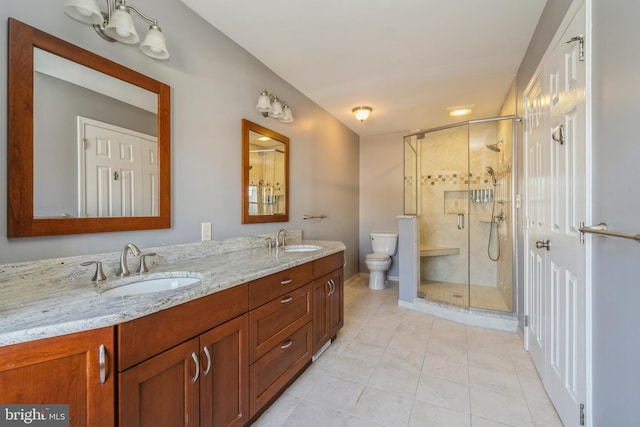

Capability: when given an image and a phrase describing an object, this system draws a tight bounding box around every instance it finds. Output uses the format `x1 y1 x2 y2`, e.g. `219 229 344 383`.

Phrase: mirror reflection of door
248 131 286 216
78 117 158 217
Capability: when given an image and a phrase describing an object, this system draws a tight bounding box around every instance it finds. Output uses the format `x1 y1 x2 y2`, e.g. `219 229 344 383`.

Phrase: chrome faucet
276 229 289 247
117 243 141 277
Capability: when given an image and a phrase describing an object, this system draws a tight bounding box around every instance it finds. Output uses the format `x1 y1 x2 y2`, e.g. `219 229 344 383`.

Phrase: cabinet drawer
312 251 344 279
249 263 312 309
118 283 248 371
249 323 312 417
249 283 312 363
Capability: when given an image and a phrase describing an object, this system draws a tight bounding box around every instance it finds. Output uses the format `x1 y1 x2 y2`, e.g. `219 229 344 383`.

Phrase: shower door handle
457 213 465 230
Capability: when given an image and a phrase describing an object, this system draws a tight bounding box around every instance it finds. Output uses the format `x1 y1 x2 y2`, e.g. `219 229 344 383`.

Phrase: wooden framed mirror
242 119 289 224
8 18 171 237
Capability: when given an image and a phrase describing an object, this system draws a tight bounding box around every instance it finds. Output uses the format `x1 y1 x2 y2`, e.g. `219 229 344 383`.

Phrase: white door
78 118 158 217
523 69 546 376
544 4 587 426
524 3 588 426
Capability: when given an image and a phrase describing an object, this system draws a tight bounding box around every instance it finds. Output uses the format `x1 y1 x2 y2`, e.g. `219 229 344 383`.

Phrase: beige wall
358 132 406 276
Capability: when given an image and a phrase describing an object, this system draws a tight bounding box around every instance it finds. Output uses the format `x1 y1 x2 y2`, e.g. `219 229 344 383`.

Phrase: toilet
365 232 398 290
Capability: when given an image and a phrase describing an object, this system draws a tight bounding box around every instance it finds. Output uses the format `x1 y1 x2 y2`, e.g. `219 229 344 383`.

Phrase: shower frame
403 115 519 314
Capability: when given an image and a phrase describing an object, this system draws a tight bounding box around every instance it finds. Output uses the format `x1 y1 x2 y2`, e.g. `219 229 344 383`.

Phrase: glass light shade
104 5 139 44
140 25 169 59
280 105 294 123
269 98 284 118
256 92 272 112
352 106 372 122
64 0 103 25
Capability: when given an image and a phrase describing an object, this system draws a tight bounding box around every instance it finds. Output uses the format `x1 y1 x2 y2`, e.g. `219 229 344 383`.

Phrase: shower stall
403 116 515 314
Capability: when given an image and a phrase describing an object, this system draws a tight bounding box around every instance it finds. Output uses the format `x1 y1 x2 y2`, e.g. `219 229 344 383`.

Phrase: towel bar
579 222 640 243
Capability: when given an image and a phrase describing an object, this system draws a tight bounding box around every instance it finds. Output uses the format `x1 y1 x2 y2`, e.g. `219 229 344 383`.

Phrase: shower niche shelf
419 245 460 257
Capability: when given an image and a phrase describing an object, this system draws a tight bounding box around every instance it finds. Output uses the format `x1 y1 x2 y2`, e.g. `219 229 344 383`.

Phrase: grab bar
579 222 640 243
303 214 327 220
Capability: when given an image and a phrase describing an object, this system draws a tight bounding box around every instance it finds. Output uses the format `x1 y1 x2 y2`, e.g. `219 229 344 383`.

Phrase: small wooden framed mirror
241 119 289 224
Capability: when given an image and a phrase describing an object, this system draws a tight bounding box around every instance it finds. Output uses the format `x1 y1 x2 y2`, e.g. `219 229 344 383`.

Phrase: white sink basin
283 244 323 252
101 276 201 297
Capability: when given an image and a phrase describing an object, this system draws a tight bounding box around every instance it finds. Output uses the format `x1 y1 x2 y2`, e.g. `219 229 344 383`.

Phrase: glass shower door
417 125 471 307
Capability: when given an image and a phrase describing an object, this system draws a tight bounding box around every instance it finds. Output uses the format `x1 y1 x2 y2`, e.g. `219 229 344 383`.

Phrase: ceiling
181 0 547 137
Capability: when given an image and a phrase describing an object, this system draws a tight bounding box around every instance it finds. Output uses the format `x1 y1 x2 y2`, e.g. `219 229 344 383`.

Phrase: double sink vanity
0 234 345 426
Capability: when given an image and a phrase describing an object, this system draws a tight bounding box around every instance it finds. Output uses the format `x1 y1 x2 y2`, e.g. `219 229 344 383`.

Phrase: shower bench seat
420 245 460 257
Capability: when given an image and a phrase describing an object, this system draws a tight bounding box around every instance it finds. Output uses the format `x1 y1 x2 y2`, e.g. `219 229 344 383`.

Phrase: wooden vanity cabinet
118 284 249 427
0 327 116 427
248 264 314 418
312 252 345 354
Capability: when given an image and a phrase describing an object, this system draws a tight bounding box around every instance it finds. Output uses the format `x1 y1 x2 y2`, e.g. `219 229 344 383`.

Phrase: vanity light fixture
64 0 170 60
256 91 294 123
352 106 372 122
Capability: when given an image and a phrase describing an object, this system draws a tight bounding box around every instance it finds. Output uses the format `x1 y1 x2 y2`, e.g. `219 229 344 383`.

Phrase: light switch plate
201 222 212 241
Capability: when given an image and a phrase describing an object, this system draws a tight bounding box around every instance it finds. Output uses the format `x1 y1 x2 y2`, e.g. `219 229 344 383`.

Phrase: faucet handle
81 261 107 282
265 238 274 249
137 253 157 273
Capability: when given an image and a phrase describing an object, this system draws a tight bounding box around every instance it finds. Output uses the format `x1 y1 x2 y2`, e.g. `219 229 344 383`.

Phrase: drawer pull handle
281 296 293 304
203 346 212 376
191 352 200 383
281 279 293 285
99 344 106 384
280 340 293 350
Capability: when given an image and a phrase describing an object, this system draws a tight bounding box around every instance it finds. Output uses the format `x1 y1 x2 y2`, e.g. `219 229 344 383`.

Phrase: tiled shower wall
405 120 513 311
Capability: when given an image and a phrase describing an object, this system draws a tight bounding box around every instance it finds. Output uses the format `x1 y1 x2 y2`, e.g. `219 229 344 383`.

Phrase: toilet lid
366 253 390 261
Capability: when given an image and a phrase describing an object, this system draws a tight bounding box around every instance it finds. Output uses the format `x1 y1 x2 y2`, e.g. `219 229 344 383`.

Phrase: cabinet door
312 277 331 354
119 337 200 427
199 314 249 427
0 327 115 427
329 268 344 338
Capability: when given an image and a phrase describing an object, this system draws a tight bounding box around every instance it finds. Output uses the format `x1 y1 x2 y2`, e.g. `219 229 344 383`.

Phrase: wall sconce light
352 106 372 122
64 0 170 60
256 91 294 123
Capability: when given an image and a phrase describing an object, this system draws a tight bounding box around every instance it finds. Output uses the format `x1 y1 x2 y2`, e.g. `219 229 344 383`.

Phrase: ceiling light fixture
446 104 475 117
256 91 294 123
64 0 170 60
352 106 372 122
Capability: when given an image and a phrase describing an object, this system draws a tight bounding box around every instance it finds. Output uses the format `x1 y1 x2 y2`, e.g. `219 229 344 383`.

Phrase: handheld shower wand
485 166 501 261
486 166 497 186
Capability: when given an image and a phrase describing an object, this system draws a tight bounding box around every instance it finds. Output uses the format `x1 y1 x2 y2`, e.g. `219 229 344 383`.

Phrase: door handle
552 124 564 145
536 240 551 251
457 213 465 230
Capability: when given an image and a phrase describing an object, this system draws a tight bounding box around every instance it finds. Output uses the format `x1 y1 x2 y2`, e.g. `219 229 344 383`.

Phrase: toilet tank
370 232 398 255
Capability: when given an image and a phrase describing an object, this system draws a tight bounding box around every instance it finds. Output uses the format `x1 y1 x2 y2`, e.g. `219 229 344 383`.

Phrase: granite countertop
0 237 345 347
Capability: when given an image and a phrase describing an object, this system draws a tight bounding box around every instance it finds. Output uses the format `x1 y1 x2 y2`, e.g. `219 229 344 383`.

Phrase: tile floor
252 276 562 427
419 281 511 312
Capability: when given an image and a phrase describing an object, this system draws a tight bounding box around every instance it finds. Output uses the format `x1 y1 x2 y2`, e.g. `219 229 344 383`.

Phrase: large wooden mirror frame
7 18 171 237
242 119 289 224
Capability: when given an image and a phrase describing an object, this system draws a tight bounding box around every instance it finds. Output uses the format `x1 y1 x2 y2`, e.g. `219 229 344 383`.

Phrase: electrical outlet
201 222 212 241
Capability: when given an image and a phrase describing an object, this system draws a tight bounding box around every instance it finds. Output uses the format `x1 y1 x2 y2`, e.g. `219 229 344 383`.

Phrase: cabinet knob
280 296 293 304
280 279 293 285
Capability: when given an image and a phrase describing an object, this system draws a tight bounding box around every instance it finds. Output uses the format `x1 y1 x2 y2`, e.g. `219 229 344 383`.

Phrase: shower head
486 166 497 186
486 139 504 152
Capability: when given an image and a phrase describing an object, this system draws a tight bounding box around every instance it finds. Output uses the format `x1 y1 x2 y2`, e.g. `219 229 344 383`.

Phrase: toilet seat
366 253 390 261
